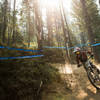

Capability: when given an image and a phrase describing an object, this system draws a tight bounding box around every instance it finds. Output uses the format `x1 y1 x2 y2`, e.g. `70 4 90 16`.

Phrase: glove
91 55 94 59
77 64 81 67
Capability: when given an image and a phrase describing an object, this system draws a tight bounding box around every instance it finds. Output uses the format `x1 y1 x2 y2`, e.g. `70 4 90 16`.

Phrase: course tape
0 46 42 52
0 55 44 60
91 43 100 47
44 43 91 50
44 42 100 50
44 46 66 49
0 42 100 60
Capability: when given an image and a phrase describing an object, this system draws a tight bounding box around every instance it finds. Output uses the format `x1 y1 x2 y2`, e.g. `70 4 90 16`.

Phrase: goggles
75 51 80 55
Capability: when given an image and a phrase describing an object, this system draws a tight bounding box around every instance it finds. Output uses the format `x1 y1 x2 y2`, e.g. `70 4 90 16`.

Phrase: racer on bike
73 47 93 67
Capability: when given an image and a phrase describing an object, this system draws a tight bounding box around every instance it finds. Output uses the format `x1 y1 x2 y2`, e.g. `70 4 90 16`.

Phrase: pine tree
72 0 100 62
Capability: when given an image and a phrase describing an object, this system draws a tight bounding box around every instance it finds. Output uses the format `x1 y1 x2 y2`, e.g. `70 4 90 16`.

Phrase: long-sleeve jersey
76 51 92 65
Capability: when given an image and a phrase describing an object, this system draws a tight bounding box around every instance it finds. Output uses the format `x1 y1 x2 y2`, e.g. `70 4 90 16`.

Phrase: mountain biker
73 47 93 67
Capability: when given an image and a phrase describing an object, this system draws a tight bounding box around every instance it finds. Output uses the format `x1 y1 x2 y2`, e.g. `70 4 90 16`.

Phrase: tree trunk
27 1 31 48
59 0 72 63
34 0 43 50
2 0 8 43
8 0 11 45
12 0 16 44
46 9 52 46
61 2 73 62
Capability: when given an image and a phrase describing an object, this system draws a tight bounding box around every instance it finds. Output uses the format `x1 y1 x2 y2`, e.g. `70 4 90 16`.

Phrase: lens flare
40 0 72 12
40 0 59 8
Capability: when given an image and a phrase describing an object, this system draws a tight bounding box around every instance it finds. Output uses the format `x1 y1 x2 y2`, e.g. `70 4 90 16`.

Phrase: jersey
76 51 91 65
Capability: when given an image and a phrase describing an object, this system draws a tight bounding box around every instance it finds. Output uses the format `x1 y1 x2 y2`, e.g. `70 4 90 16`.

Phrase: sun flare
40 0 59 8
40 0 72 12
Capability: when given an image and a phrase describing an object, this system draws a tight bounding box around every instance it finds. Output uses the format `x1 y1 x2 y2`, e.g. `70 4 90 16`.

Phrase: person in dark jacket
73 47 93 67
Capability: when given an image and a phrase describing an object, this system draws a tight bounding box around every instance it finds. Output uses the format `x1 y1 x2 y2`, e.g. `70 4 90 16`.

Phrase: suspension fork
82 62 87 71
82 62 92 72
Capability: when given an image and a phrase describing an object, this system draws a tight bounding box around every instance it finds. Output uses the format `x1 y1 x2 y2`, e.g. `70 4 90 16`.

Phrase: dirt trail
42 64 100 100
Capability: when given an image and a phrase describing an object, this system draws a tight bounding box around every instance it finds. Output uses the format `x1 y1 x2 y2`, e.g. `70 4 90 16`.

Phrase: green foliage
0 57 59 100
43 49 65 64
71 0 100 37
0 48 62 100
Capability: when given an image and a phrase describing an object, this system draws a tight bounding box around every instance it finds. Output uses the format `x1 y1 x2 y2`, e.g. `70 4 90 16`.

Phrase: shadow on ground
42 64 100 100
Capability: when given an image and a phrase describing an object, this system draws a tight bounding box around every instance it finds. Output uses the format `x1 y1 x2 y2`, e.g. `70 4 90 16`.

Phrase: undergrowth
0 48 62 100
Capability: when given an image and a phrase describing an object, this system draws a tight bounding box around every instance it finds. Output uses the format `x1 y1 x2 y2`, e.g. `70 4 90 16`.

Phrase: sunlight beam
40 0 72 12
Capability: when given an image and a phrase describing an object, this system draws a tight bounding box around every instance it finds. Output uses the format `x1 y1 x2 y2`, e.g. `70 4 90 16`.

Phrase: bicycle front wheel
87 65 100 90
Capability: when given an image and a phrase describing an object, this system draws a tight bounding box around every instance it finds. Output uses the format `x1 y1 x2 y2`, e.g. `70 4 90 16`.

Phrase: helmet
73 47 81 53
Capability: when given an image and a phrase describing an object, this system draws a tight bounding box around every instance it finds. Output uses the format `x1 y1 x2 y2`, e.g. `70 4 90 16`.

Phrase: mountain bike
83 57 100 90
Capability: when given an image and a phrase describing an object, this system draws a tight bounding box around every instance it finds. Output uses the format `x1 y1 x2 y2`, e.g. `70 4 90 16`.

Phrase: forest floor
41 63 100 100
